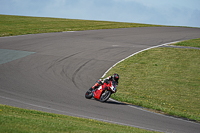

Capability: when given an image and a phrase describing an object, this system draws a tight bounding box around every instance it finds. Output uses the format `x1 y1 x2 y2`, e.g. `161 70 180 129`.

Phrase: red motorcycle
85 80 117 102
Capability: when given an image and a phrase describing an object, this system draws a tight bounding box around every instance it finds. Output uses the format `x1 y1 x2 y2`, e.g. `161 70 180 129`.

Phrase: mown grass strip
0 104 159 133
0 14 166 37
172 38 200 48
105 39 200 122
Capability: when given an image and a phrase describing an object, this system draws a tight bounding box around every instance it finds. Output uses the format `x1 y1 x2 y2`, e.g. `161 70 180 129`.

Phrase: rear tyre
85 90 93 99
100 91 111 102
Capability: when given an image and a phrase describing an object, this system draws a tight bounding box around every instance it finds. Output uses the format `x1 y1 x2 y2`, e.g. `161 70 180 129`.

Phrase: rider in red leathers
90 73 119 91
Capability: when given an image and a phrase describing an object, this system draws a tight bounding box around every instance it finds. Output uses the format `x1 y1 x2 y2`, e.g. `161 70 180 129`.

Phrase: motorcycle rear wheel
85 90 93 99
100 91 111 102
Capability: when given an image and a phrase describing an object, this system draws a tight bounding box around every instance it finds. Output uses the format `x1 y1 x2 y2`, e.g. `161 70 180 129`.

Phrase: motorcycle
85 80 117 102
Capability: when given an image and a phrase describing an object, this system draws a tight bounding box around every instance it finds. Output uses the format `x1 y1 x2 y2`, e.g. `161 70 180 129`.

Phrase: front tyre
85 91 93 99
100 91 111 102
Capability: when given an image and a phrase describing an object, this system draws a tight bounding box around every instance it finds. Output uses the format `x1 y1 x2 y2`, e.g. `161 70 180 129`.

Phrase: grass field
0 14 165 37
0 105 158 133
104 38 200 122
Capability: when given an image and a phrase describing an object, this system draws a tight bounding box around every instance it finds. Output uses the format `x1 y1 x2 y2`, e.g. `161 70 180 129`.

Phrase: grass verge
0 104 158 133
104 39 200 122
0 14 166 37
172 38 200 48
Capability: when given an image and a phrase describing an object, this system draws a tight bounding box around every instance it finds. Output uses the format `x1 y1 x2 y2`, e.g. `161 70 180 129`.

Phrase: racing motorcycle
85 80 117 102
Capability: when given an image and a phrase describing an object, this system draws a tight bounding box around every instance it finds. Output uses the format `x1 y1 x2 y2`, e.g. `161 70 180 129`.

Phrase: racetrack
0 27 200 133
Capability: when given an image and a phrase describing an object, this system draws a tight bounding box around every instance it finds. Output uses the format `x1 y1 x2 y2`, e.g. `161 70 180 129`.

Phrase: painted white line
63 31 76 32
112 45 119 47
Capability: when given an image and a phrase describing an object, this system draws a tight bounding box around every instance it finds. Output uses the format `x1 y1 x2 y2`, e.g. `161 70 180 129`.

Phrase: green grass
0 14 165 37
0 105 158 133
172 38 200 48
104 39 200 122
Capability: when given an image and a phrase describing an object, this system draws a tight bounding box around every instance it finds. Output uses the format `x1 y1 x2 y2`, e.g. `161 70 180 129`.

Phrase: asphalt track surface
0 27 200 133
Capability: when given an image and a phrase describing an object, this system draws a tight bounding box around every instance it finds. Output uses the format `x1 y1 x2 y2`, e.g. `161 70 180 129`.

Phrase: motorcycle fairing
93 84 109 99
93 86 102 99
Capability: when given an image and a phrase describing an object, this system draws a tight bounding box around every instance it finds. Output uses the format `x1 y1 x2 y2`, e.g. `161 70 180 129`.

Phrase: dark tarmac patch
0 49 35 65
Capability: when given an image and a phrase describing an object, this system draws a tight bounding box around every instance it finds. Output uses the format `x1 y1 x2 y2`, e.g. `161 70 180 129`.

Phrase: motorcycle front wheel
85 90 93 99
100 91 111 102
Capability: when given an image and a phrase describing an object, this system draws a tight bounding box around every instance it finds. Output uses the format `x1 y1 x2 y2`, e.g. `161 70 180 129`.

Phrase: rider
90 73 119 91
